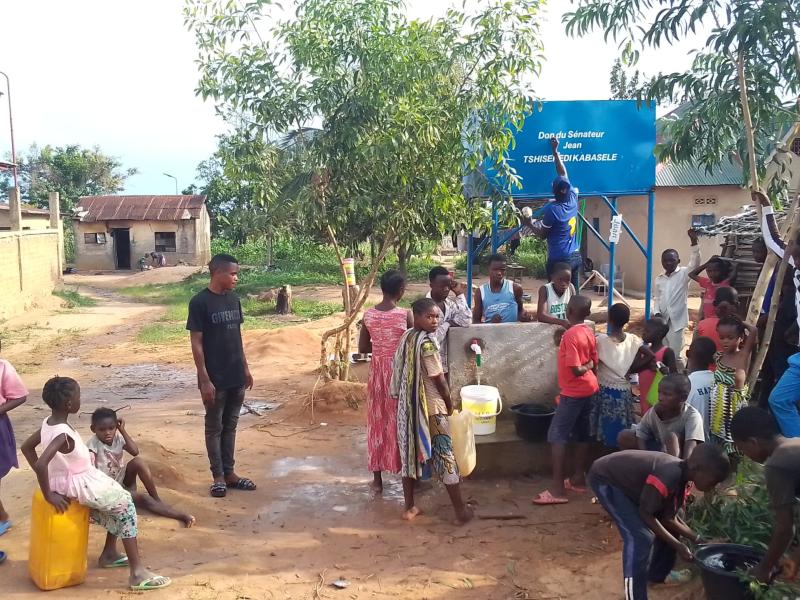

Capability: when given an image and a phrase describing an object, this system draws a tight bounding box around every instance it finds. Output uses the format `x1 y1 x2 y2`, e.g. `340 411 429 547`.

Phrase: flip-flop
532 490 569 505
0 521 11 536
564 479 588 494
0 551 6 564
210 482 227 498
130 575 172 591
101 555 129 568
226 478 257 491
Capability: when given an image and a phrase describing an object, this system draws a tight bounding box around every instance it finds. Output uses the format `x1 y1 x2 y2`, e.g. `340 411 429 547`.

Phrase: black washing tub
695 543 765 600
510 404 555 442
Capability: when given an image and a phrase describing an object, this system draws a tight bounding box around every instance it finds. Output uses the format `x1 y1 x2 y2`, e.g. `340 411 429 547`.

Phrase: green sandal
130 575 171 591
101 555 129 568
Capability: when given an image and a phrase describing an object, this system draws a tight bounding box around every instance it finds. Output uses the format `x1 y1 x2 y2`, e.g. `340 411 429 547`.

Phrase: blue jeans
547 251 583 290
589 476 676 600
769 357 800 438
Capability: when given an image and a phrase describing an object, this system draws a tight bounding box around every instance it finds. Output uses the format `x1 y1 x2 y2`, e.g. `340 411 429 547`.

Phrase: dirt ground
2 269 703 599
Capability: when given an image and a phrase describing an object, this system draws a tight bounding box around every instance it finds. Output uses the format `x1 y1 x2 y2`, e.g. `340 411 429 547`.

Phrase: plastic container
341 258 356 286
29 488 90 590
449 409 476 476
695 543 764 600
460 385 502 435
510 404 555 442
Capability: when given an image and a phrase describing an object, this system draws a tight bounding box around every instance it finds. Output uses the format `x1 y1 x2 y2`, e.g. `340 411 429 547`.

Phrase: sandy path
2 272 701 599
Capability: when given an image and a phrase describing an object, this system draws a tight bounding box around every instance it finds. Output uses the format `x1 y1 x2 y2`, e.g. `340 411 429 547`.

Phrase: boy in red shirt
534 295 598 505
694 287 738 352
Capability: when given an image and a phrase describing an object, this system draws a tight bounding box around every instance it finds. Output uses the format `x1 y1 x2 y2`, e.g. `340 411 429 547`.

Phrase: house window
691 214 716 228
792 137 800 156
83 232 107 244
694 197 717 205
154 232 177 252
592 217 600 233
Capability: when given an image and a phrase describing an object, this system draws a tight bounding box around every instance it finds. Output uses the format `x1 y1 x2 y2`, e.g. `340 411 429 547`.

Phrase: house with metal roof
582 151 800 293
72 195 211 270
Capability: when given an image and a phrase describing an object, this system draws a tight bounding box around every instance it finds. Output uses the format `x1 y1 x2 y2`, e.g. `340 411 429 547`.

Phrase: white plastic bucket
460 385 503 435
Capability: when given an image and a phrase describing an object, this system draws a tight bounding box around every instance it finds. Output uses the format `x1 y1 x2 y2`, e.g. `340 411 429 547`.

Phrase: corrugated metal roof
655 159 743 187
75 195 206 222
0 202 50 215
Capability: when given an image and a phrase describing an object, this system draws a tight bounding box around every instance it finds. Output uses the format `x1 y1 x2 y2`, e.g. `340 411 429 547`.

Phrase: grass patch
53 289 98 308
137 322 188 345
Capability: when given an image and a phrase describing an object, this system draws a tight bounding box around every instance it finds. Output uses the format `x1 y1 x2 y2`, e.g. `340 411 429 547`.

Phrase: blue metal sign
488 100 656 197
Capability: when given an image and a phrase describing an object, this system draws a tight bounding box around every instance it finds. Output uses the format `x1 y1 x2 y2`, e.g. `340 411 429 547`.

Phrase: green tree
0 144 137 212
186 0 546 380
609 58 649 100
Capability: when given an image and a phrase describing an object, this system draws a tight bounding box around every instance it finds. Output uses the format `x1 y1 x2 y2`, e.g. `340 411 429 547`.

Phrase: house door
113 229 131 269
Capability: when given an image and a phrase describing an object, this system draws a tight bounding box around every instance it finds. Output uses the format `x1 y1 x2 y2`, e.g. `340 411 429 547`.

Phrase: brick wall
0 230 62 319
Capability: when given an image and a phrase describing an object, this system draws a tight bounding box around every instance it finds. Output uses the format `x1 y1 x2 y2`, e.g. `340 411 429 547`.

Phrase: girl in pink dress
358 270 412 492
20 377 171 591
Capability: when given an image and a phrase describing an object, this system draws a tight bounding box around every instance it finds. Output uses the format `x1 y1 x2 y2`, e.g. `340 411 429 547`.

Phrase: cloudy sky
0 0 703 195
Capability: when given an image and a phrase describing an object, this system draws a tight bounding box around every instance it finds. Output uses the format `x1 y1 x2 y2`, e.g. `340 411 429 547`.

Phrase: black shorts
547 395 593 443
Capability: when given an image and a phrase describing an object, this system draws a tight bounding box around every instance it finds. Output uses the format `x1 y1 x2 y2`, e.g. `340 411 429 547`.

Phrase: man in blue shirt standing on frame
521 137 582 290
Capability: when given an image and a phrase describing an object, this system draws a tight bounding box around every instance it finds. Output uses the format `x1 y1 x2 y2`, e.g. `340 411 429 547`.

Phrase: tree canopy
566 0 800 195
0 144 137 211
185 0 545 268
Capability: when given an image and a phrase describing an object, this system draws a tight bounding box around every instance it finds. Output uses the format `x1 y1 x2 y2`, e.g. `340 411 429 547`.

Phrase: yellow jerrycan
29 488 90 590
449 409 477 477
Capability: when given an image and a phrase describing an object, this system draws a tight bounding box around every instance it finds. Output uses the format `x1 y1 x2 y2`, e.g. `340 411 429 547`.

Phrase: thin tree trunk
737 52 761 215
319 231 395 379
748 204 800 391
326 224 352 381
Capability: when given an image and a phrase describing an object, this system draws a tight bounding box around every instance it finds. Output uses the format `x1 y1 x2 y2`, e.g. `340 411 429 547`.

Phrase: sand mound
313 380 366 411
244 327 322 362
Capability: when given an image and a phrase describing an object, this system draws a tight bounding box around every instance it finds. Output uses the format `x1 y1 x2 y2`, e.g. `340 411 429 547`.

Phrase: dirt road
2 272 701 599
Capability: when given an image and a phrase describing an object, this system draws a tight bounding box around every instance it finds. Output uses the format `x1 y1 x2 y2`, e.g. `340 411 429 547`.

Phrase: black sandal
210 482 227 498
226 478 257 491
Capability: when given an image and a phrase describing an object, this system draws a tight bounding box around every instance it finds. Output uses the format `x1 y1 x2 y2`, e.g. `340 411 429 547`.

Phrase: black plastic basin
695 543 763 600
510 403 554 442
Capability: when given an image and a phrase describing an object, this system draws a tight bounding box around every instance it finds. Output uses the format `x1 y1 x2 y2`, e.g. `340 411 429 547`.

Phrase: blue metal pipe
607 197 617 321
578 213 610 251
491 197 500 253
466 233 474 308
645 190 655 319
599 195 647 256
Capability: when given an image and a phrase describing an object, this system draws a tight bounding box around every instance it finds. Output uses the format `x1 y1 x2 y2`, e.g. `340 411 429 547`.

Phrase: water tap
470 339 483 368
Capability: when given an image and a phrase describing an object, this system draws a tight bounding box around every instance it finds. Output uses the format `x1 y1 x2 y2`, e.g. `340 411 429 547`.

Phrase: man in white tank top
536 262 575 329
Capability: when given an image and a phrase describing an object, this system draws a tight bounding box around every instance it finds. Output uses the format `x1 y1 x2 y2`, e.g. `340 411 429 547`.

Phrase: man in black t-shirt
587 445 730 600
187 253 255 498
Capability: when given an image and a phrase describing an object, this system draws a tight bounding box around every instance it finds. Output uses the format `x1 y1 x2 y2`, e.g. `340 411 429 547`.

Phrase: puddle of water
268 456 329 477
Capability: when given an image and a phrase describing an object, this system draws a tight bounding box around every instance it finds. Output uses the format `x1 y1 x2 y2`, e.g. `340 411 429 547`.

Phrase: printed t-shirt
636 403 705 445
421 340 448 416
186 288 246 390
541 184 579 261
0 359 27 404
687 370 714 437
86 432 126 483
765 439 800 509
696 318 721 351
588 450 688 518
558 323 599 398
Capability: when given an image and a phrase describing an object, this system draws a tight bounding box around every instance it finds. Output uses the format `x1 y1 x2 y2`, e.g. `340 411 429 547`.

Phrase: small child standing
689 255 734 320
534 295 598 505
694 287 738 351
588 444 730 600
652 230 701 357
20 377 170 590
87 408 195 527
638 317 678 416
686 336 716 437
391 298 473 524
709 315 757 448
0 351 27 562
